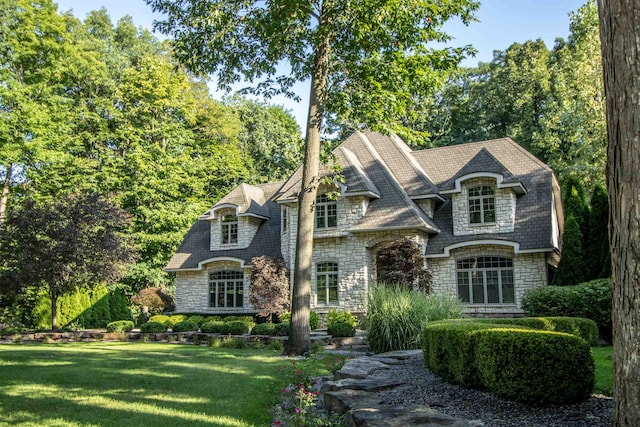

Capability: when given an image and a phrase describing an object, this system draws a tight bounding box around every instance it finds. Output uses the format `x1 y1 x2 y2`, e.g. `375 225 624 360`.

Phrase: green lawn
0 342 299 427
592 345 613 396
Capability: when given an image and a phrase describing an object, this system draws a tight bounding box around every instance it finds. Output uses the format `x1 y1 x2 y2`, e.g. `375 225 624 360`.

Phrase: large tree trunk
285 5 333 356
51 294 58 331
0 163 12 225
597 1 640 425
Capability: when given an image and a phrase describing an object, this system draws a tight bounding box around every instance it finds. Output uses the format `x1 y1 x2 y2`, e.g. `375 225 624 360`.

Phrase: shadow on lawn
0 343 285 426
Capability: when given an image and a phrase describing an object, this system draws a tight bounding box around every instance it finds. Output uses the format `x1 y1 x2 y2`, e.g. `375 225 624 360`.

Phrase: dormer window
468 186 495 224
316 194 337 229
221 214 238 244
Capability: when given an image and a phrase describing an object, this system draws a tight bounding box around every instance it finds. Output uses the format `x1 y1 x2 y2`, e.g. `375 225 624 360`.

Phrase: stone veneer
428 244 548 316
209 208 261 251
451 177 516 236
174 260 255 314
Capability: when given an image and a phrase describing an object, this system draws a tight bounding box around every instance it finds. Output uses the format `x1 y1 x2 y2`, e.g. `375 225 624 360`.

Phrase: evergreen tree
554 214 588 286
587 184 611 278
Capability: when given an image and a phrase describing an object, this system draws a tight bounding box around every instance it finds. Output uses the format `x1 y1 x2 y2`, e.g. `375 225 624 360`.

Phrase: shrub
200 321 227 334
278 311 320 329
106 320 134 333
327 321 355 337
273 321 290 336
187 315 206 326
223 316 255 331
226 320 250 335
476 329 594 403
140 321 167 333
478 317 598 346
522 279 612 341
267 339 284 352
204 315 222 323
367 285 463 353
249 256 290 322
171 320 197 332
326 309 357 329
148 314 170 326
251 323 276 335
131 287 175 313
166 315 188 328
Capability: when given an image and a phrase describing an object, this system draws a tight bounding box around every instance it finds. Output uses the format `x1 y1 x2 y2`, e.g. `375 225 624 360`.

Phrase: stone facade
209 208 261 251
451 177 516 236
174 260 254 314
428 244 547 316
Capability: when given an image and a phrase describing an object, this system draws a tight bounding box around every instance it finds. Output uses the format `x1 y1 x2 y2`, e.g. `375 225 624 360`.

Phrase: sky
54 0 587 131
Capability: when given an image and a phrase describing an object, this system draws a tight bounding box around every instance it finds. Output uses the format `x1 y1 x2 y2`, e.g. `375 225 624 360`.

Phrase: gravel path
368 352 612 427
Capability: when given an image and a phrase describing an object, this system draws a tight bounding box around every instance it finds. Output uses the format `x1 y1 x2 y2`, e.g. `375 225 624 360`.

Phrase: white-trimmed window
456 256 515 304
221 214 238 244
468 186 496 224
209 270 244 308
316 194 337 229
281 206 288 232
316 262 338 304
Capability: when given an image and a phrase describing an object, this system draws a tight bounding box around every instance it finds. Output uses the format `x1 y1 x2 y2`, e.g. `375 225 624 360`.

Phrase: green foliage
166 315 188 328
106 320 134 333
148 315 171 326
476 329 594 403
327 322 356 338
367 285 463 353
422 319 596 403
326 309 357 329
140 321 167 333
226 321 250 335
251 323 277 336
587 184 611 278
267 340 284 352
554 214 588 285
108 289 132 322
522 279 612 341
273 322 291 337
204 316 222 323
200 321 227 334
171 320 197 333
375 239 432 291
592 346 613 396
279 311 320 330
476 317 599 346
187 315 205 327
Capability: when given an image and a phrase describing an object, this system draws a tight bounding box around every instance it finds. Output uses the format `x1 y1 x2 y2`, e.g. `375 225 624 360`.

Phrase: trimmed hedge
187 315 206 326
200 321 227 334
106 320 134 333
148 314 170 326
251 323 276 335
476 329 594 403
477 317 598 346
522 279 611 340
140 321 167 333
278 311 320 330
226 320 249 335
422 318 595 403
273 322 290 336
327 309 357 328
327 321 356 337
171 320 197 332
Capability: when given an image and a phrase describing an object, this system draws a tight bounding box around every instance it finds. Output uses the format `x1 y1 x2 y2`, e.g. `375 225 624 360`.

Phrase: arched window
468 186 495 224
221 214 238 244
209 270 244 308
316 262 338 304
316 194 337 229
456 256 514 304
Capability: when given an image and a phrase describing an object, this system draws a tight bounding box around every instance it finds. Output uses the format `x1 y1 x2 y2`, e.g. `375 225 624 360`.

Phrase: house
166 131 563 317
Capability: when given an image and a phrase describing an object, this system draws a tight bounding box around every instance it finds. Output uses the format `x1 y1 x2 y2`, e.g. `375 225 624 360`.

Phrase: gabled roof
202 182 282 220
438 148 527 195
165 182 284 271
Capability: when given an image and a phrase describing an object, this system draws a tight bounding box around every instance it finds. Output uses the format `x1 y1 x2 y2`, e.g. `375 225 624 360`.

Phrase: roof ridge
357 132 440 233
388 133 439 194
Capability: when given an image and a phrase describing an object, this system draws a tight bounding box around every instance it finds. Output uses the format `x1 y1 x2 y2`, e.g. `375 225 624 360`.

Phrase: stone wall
174 260 255 314
451 177 516 236
428 244 547 316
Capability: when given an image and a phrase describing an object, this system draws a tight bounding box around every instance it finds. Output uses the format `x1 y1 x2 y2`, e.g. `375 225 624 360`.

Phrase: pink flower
281 389 287 394
275 421 281 426
295 369 301 375
295 408 301 413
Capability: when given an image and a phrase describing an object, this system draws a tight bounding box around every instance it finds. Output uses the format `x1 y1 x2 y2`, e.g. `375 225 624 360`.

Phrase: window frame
221 213 238 244
315 194 337 229
468 185 496 225
316 262 339 305
281 206 288 233
209 270 244 308
456 256 515 304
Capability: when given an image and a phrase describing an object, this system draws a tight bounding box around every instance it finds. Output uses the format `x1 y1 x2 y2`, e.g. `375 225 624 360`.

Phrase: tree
147 0 479 355
597 0 640 424
553 214 587 286
587 184 610 279
249 256 290 323
375 238 432 292
0 192 137 330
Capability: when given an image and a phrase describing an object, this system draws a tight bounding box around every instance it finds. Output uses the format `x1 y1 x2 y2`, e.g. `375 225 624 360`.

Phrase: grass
0 342 336 427
592 345 613 396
